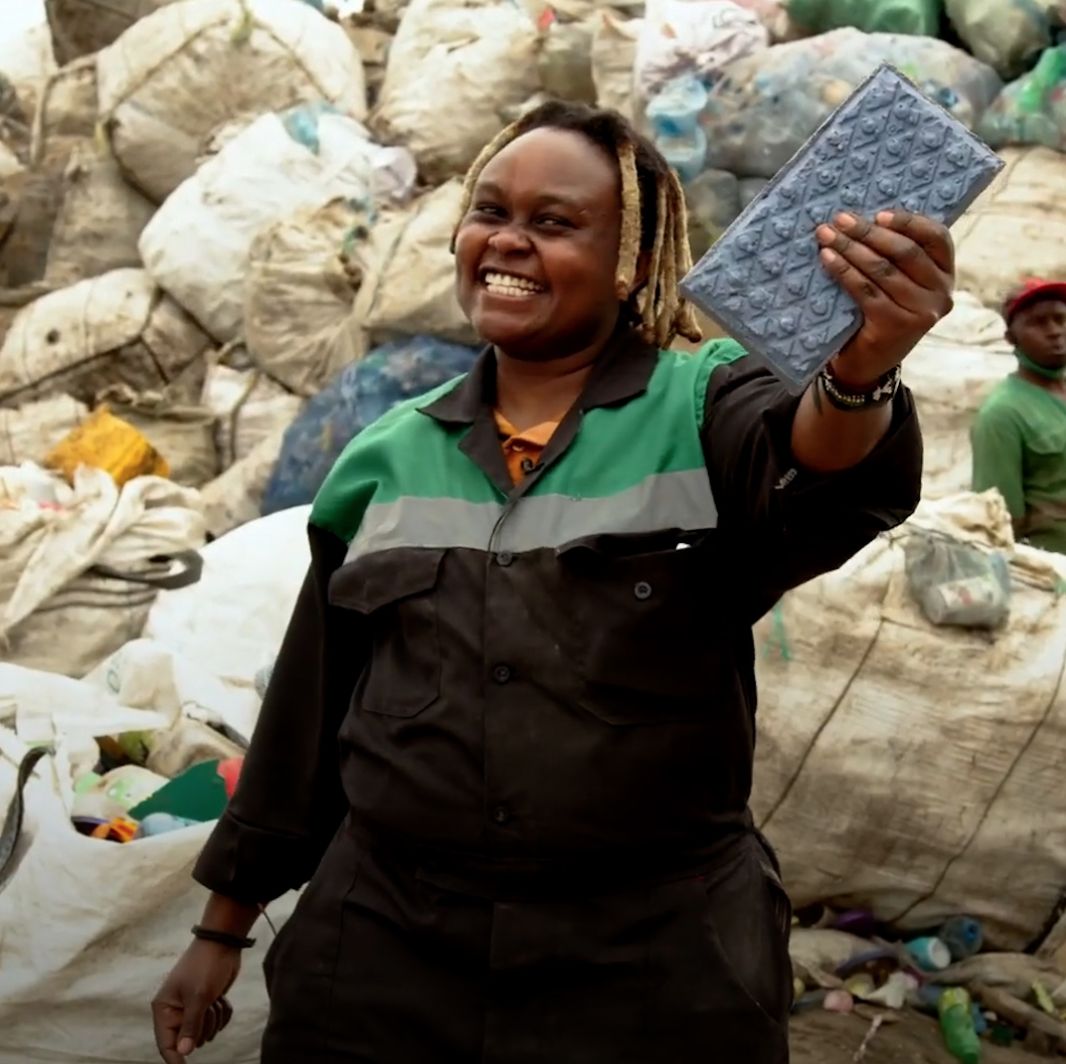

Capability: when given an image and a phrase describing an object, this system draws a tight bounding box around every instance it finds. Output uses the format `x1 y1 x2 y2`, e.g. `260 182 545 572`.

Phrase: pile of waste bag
0 0 1060 556
2 0 1066 1057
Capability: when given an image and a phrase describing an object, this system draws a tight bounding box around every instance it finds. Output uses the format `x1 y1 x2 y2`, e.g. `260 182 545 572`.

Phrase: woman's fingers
876 209 955 274
816 214 954 321
218 996 234 1034
818 246 896 315
201 1001 221 1046
151 999 188 1064
816 218 936 307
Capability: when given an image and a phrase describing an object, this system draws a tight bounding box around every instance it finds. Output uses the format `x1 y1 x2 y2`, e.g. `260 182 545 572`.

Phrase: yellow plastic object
44 407 169 487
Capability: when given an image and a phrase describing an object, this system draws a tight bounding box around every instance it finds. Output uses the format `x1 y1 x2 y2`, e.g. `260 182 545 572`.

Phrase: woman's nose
487 225 532 254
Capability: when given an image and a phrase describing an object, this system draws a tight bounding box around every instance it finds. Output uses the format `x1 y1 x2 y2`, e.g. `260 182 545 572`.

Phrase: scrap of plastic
905 532 1012 629
979 43 1066 153
680 64 1005 392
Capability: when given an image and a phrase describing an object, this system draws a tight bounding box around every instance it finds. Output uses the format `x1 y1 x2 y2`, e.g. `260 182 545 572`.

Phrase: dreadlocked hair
456 100 701 348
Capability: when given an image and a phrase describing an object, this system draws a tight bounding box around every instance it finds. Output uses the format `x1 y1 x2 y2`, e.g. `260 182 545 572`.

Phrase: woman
153 101 949 1063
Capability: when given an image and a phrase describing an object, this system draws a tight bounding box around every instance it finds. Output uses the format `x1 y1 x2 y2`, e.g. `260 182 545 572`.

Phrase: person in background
152 101 950 1064
972 279 1066 553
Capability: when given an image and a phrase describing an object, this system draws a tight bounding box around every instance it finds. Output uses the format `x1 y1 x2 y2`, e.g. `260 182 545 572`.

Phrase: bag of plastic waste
371 0 541 182
244 198 372 396
953 146 1066 309
96 0 367 202
0 269 211 408
138 111 382 344
263 336 479 514
701 28 1001 177
753 491 1066 950
0 464 205 677
945 0 1062 80
635 0 768 100
979 44 1066 153
904 530 1012 628
787 0 941 36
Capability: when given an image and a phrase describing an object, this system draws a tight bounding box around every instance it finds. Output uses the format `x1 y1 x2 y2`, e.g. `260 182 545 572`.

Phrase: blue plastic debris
281 101 340 154
263 336 480 514
681 64 1005 392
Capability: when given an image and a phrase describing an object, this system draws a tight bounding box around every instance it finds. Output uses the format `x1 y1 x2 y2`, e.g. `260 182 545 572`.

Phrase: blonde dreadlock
455 102 701 349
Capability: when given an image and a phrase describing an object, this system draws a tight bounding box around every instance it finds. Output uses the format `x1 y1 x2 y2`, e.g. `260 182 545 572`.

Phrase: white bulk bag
353 179 478 345
0 647 296 1063
954 146 1066 310
96 0 367 202
0 395 87 466
244 198 371 395
0 465 206 677
145 505 312 689
0 269 211 407
138 113 381 344
753 492 1066 950
371 0 542 181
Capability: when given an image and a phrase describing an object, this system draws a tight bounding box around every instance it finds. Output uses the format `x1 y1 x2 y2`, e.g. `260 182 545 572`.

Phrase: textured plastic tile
680 63 1005 392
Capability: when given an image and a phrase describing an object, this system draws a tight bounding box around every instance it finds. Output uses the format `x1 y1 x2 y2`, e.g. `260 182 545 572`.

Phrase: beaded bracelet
819 363 901 411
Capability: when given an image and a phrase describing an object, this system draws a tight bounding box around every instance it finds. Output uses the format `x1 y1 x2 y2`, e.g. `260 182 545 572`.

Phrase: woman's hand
151 940 241 1063
816 209 955 388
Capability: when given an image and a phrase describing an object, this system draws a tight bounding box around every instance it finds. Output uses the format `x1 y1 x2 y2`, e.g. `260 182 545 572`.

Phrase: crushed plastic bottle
941 915 984 960
980 43 1066 152
939 987 983 1064
647 75 711 184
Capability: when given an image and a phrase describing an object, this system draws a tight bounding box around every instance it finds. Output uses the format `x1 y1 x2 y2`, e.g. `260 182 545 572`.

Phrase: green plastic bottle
787 0 941 36
939 987 982 1064
1017 45 1066 113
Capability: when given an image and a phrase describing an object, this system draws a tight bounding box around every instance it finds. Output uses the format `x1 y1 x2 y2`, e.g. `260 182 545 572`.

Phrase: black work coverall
193 335 922 1062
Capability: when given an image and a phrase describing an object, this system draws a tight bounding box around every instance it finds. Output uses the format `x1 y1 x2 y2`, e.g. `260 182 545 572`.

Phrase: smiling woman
154 101 949 1064
454 101 700 355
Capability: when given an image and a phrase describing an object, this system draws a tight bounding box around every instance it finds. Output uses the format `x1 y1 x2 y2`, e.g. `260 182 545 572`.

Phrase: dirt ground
791 1008 1048 1063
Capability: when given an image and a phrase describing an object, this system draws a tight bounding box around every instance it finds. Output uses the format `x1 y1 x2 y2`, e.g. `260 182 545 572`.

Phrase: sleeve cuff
192 809 325 905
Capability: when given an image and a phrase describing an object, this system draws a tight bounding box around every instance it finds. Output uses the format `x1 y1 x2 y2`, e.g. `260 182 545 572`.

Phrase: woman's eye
472 204 504 219
537 216 571 229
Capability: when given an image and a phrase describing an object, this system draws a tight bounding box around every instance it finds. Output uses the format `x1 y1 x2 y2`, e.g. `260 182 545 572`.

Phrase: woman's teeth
483 272 545 297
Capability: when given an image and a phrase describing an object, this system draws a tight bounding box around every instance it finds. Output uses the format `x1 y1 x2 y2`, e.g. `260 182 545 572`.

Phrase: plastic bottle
647 75 710 185
939 987 982 1064
940 916 984 961
906 935 952 972
646 75 709 138
657 128 709 185
136 813 201 838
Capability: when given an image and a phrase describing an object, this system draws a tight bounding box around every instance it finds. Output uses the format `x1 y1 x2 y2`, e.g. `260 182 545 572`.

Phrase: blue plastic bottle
647 75 710 184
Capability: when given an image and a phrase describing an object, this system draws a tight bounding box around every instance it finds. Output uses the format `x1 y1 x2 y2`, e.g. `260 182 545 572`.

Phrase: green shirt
971 374 1066 554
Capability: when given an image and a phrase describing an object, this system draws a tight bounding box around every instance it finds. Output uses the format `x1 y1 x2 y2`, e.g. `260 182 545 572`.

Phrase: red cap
1003 279 1066 323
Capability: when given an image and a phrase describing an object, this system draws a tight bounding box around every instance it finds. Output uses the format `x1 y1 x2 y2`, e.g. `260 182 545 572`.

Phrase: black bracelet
191 925 256 950
819 363 901 411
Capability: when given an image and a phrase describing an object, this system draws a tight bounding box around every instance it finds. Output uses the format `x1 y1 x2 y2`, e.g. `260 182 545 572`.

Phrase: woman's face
454 127 624 361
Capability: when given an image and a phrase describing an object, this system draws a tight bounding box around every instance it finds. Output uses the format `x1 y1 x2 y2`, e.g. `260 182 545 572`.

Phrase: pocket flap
328 548 444 613
556 529 707 567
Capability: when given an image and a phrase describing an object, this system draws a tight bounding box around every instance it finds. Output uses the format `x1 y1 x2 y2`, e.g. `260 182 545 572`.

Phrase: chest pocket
557 531 722 725
328 548 444 718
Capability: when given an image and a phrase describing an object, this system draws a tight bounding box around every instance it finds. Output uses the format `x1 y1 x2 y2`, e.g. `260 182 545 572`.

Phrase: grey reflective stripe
345 496 503 562
344 469 717 562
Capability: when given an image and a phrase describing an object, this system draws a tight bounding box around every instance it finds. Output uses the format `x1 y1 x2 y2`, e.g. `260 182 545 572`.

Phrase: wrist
191 925 256 950
819 361 901 412
826 356 889 392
